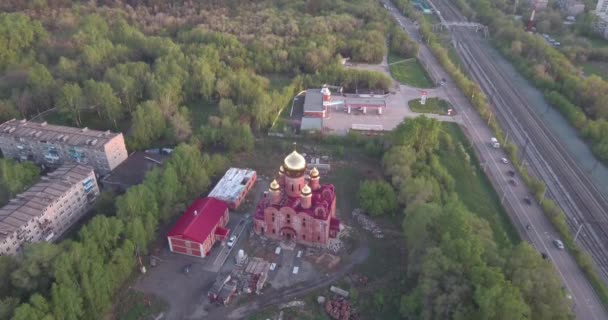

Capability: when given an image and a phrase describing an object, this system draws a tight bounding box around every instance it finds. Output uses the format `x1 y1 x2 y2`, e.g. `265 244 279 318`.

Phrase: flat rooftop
345 99 386 108
304 89 324 112
0 164 94 239
208 168 256 204
101 152 167 189
0 119 121 150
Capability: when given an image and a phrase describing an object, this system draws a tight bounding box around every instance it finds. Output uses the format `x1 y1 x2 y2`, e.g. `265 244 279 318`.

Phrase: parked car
508 179 517 186
507 170 516 177
553 239 565 250
227 236 237 248
523 197 532 205
501 158 509 164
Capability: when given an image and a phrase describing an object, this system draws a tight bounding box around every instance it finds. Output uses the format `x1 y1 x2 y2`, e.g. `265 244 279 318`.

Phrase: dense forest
359 117 571 319
0 0 397 152
450 0 608 164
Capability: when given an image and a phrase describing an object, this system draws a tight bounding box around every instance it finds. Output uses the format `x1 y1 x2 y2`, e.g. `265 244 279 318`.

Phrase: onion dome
301 184 312 196
269 179 280 191
310 167 319 178
279 165 285 175
283 143 306 177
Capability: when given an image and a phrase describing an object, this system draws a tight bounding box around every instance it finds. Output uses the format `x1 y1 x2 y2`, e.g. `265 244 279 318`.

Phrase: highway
383 1 608 318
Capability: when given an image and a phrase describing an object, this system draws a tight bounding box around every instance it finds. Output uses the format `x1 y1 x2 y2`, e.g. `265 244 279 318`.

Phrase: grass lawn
583 61 608 81
388 53 434 88
439 123 520 248
408 97 451 115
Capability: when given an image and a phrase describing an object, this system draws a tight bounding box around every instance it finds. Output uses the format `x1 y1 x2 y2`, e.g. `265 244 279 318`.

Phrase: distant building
594 0 608 39
167 198 230 258
531 0 549 9
556 0 586 16
597 0 608 16
0 164 99 255
208 168 257 210
253 146 340 247
0 119 128 175
101 152 168 193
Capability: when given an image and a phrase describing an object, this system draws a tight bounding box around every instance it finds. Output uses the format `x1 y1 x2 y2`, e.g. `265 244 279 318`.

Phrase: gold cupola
310 167 319 179
301 184 312 196
269 179 280 191
283 143 306 177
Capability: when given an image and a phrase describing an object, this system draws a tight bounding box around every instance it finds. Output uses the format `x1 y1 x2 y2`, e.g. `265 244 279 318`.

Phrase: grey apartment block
0 164 99 255
0 119 128 175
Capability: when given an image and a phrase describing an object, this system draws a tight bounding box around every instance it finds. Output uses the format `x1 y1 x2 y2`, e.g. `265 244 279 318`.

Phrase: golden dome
301 184 312 196
283 148 306 173
310 167 319 178
279 165 285 174
269 179 280 191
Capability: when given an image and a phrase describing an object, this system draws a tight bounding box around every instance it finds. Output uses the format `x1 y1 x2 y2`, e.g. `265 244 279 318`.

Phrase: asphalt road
383 1 608 319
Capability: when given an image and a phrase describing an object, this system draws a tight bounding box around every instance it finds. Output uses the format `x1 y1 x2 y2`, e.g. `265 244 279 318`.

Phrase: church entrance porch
279 226 297 241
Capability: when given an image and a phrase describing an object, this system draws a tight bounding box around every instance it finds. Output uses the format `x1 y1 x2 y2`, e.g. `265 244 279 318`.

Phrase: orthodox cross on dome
292 142 297 151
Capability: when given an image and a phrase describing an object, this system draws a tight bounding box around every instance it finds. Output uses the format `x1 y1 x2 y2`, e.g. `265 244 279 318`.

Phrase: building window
287 214 290 219
272 217 275 222
291 185 294 192
318 236 320 241
272 229 276 234
303 234 306 240
287 219 291 224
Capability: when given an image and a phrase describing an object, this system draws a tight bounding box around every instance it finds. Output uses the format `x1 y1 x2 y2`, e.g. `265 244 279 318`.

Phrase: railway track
432 0 608 280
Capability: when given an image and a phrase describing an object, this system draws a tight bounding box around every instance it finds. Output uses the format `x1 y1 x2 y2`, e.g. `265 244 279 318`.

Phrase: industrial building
0 119 128 175
167 197 230 258
0 164 99 255
556 0 585 16
300 86 344 132
208 168 257 209
253 147 340 247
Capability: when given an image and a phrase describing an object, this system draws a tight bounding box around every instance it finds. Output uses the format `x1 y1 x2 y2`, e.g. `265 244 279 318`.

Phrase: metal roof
300 117 323 131
0 119 121 150
208 168 256 205
167 197 229 244
303 89 324 112
0 164 94 238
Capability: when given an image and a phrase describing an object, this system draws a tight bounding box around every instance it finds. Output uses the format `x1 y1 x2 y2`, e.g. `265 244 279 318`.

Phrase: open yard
388 54 434 88
408 97 451 115
439 123 519 248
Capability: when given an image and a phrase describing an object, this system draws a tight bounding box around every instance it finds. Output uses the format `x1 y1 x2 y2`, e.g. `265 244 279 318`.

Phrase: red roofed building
167 197 230 258
253 145 340 247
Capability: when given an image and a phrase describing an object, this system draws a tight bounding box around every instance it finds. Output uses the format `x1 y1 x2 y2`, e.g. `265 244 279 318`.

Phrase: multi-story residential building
0 164 99 255
531 0 549 10
597 0 608 16
594 0 608 39
0 119 128 175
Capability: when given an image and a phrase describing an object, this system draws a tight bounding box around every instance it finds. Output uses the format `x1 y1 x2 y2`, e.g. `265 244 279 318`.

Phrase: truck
490 137 500 148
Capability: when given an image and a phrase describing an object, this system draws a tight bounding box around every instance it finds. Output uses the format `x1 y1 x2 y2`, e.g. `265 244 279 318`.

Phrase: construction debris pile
352 208 383 238
208 251 271 305
325 297 358 320
327 224 351 253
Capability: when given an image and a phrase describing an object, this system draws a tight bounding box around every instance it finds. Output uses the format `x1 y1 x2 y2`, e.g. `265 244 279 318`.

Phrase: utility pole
520 137 530 166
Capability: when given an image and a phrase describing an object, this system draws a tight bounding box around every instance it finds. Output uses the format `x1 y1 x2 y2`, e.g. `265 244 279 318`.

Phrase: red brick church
253 146 340 247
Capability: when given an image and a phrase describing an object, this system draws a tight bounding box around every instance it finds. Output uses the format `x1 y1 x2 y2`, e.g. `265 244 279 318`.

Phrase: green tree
55 83 85 126
27 63 55 109
0 159 40 197
130 100 166 150
12 294 54 320
358 180 398 216
83 80 122 127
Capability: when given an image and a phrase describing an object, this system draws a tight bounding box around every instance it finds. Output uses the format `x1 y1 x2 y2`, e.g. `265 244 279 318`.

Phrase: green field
583 61 608 80
408 97 451 114
439 123 520 247
388 54 434 88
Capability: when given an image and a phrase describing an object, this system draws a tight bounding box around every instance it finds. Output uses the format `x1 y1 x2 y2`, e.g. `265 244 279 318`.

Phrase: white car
501 158 509 164
227 236 237 248
553 239 565 250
